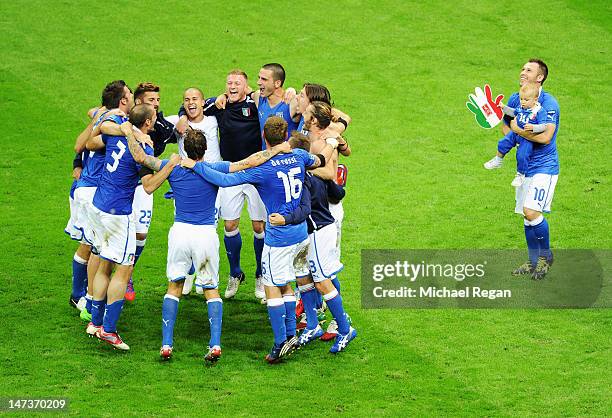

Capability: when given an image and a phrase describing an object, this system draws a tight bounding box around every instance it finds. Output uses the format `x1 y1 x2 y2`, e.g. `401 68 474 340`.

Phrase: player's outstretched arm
510 119 555 144
229 142 291 172
185 162 250 188
141 154 180 194
121 122 163 171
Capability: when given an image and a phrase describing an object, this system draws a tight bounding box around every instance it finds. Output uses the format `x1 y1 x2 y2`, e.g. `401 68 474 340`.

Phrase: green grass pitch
1 0 610 416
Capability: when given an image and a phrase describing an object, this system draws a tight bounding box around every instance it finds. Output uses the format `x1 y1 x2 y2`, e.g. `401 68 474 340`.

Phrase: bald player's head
128 103 157 133
183 87 204 120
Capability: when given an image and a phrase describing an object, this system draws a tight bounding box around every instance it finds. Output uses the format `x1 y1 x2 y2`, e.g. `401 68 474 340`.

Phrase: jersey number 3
277 167 302 203
106 140 127 173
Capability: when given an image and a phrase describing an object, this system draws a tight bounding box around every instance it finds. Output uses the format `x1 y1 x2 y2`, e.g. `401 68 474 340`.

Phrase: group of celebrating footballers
63 58 558 364
64 63 356 364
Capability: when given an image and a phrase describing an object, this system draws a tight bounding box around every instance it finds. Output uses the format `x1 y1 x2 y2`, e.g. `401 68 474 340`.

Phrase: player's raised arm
74 107 105 153
228 141 291 172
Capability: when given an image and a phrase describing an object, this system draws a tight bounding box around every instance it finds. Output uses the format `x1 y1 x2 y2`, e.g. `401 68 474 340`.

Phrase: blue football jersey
514 106 547 129
77 149 105 188
191 149 316 246
258 96 298 149
505 89 560 176
76 110 111 189
163 160 230 225
93 116 154 215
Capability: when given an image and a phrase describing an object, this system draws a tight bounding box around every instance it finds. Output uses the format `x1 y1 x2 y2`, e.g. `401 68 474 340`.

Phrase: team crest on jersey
466 84 504 129
242 107 251 117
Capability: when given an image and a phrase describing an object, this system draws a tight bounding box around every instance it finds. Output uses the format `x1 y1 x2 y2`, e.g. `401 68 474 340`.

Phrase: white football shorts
87 203 136 265
218 184 266 221
261 238 310 287
166 222 219 289
65 194 80 241
66 186 96 244
516 173 558 214
329 201 344 255
308 223 344 283
132 185 153 234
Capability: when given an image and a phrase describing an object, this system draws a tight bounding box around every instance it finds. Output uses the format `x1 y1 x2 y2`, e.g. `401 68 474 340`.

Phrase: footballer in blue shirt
503 59 560 280
85 103 180 350
158 129 291 362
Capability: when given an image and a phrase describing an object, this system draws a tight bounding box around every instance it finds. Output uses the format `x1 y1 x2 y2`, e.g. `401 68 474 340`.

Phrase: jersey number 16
277 167 302 203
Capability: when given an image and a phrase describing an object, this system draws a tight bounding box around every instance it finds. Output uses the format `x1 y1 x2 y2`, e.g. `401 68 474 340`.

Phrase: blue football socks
134 240 146 266
224 229 243 277
283 294 297 338
161 294 179 346
254 232 265 277
533 217 551 260
71 254 88 299
524 221 539 266
324 289 350 335
298 283 319 329
102 299 125 333
206 298 223 348
91 299 106 326
267 299 287 345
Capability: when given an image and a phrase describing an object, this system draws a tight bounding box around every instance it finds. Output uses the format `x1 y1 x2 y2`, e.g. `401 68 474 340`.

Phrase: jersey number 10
277 167 302 203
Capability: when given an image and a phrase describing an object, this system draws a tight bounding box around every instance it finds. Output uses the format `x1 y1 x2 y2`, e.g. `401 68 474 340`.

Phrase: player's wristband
325 137 339 149
73 153 83 169
316 154 326 167
337 117 348 129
